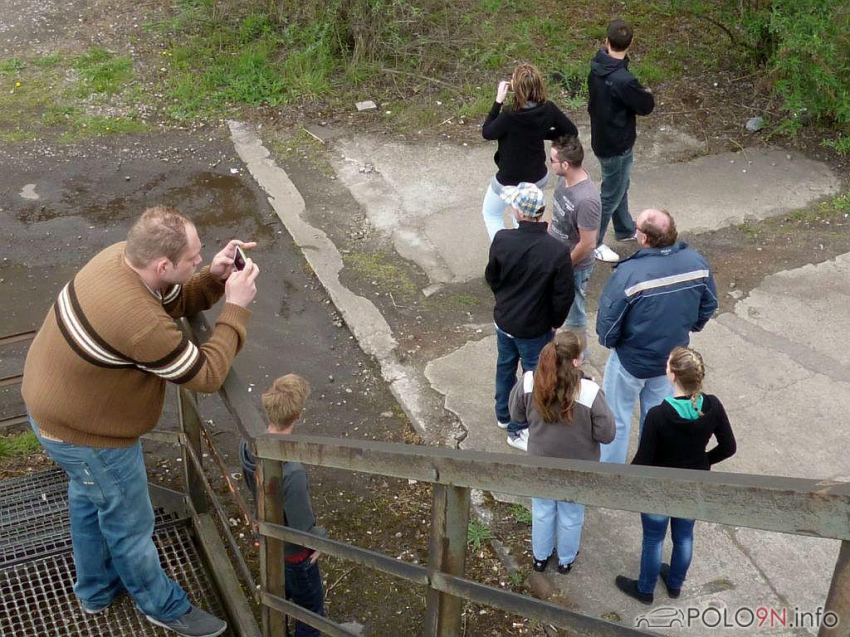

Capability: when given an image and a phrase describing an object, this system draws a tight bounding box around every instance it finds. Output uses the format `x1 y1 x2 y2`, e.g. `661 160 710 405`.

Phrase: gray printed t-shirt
549 176 601 271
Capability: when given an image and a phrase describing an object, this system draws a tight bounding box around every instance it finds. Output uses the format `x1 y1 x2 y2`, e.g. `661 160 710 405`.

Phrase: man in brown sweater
22 206 259 637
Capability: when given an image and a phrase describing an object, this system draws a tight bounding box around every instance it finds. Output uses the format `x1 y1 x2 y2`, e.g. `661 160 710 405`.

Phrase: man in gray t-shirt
549 136 601 337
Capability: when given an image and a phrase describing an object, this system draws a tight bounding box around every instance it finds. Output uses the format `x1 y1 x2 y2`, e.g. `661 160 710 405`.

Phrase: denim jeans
495 326 554 434
638 513 695 595
286 557 324 637
30 418 190 621
599 350 672 464
532 498 584 565
597 149 635 244
564 265 594 332
483 173 549 242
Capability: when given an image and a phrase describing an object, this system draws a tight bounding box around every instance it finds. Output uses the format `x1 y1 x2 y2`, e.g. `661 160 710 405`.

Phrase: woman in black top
615 346 737 604
481 63 578 241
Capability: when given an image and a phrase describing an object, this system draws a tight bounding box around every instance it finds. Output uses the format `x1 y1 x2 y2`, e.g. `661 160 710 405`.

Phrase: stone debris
355 100 377 112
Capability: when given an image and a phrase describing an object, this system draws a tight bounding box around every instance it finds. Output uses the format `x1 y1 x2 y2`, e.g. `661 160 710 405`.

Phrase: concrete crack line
227 120 460 444
717 313 850 385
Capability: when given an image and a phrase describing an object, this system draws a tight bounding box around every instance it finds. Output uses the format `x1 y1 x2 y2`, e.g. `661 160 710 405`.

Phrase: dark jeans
638 513 695 594
597 149 636 244
495 326 554 434
286 557 324 637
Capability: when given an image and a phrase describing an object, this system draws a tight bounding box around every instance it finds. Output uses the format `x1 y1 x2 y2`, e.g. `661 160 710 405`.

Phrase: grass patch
0 57 24 75
344 251 420 300
508 503 531 525
58 115 148 142
73 48 133 96
467 519 494 550
0 431 41 459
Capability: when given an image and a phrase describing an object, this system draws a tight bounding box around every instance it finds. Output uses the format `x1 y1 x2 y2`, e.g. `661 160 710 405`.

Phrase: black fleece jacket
587 49 655 158
482 100 577 185
632 394 737 471
485 221 574 338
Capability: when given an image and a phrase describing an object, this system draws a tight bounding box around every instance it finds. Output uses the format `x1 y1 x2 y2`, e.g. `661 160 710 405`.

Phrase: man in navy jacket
486 182 574 451
596 209 717 463
588 19 655 263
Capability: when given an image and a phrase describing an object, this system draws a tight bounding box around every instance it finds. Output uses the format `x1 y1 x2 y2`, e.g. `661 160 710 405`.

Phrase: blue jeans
564 265 593 332
30 418 190 621
483 173 549 242
597 149 635 244
286 557 324 637
638 513 695 595
599 350 672 463
496 326 554 434
532 498 584 565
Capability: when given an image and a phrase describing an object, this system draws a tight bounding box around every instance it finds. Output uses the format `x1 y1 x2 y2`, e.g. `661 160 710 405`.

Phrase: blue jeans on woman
638 513 695 594
286 556 324 637
597 149 635 244
495 326 554 434
532 499 584 566
482 173 549 242
30 417 190 621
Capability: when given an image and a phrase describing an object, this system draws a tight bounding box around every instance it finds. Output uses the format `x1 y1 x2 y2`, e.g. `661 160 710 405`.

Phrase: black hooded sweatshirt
587 49 655 158
631 394 737 471
482 100 577 186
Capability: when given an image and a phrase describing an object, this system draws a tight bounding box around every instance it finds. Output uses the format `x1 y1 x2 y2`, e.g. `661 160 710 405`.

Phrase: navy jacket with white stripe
596 242 717 379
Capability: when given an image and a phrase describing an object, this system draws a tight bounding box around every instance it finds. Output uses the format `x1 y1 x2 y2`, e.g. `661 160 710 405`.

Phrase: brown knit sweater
22 242 251 448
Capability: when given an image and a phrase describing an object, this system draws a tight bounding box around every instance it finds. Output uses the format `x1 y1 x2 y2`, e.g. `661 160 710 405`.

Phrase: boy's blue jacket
596 242 718 378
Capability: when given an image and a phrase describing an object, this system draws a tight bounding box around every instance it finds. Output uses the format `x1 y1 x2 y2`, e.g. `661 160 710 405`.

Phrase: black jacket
485 221 574 337
632 395 737 471
482 100 578 185
587 49 655 158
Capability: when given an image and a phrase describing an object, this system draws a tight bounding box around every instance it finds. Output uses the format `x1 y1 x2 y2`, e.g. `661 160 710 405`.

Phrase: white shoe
593 244 620 263
497 420 510 429
507 429 529 451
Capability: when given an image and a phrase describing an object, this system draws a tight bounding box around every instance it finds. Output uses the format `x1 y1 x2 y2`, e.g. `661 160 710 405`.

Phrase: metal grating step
0 467 67 506
0 491 68 528
0 521 232 636
0 511 180 568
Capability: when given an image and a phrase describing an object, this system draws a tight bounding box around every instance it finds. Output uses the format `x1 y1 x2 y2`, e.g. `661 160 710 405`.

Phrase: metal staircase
0 467 231 637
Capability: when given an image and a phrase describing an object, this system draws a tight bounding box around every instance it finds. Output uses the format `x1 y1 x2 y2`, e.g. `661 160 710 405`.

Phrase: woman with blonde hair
482 63 578 241
509 331 614 573
616 346 737 604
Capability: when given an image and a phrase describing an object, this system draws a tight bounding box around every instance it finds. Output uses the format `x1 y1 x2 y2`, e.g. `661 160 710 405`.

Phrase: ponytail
533 332 584 423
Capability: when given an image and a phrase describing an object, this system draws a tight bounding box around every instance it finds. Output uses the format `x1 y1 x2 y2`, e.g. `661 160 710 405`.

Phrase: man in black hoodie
485 182 574 451
588 19 655 263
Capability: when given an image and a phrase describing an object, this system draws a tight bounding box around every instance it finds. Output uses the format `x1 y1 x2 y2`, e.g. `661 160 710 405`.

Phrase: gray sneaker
146 605 227 637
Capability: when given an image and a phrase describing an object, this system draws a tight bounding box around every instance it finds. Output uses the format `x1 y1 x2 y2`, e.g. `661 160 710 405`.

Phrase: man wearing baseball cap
485 182 575 450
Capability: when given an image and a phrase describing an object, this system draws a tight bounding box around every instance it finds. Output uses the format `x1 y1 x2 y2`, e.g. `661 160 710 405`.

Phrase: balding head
636 208 677 248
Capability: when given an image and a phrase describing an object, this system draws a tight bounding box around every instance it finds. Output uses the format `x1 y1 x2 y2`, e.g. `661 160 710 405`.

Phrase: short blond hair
125 206 192 268
262 374 311 430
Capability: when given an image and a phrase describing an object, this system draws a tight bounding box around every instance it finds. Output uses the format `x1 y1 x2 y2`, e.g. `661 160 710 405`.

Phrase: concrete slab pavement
232 118 848 635
333 127 839 285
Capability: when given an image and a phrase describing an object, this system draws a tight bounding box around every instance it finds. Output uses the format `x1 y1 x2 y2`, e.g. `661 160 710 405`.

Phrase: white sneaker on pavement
507 429 529 451
497 420 509 429
593 244 620 263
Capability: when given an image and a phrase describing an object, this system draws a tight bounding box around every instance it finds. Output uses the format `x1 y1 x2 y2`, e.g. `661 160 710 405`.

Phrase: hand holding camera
496 80 512 105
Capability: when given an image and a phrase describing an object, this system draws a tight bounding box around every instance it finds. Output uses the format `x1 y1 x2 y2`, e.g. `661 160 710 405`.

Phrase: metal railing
178 313 850 637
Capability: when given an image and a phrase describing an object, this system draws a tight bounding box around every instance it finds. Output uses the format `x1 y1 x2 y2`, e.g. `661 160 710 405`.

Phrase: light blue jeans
597 149 635 244
532 498 584 565
30 418 190 621
483 173 549 242
599 350 672 463
638 513 695 594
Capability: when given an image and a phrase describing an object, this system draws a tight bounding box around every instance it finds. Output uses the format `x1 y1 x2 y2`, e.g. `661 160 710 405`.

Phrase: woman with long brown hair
615 346 736 604
509 331 614 573
482 63 578 241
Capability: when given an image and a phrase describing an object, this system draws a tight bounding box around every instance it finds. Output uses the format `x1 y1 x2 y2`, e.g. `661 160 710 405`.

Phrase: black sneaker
615 575 653 605
659 563 682 598
146 605 227 637
532 554 551 572
556 561 573 575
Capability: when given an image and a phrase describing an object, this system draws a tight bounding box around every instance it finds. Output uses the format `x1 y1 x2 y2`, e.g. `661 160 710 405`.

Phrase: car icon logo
635 606 686 628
